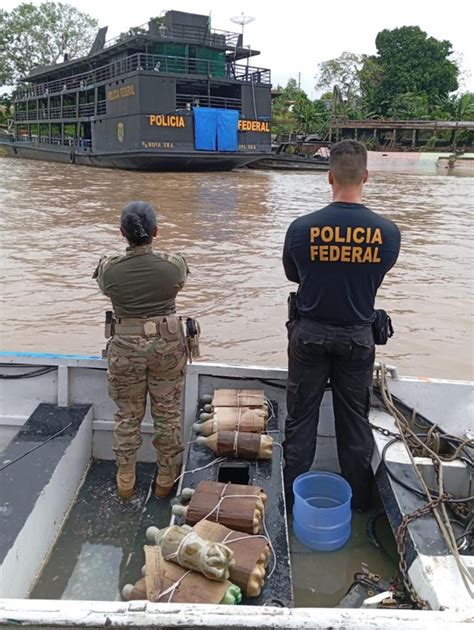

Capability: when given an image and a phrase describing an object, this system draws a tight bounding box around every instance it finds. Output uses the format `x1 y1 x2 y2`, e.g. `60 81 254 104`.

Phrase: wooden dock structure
328 118 474 151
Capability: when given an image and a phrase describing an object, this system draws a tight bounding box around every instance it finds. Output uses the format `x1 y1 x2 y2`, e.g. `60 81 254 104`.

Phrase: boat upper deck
13 52 271 105
14 11 270 103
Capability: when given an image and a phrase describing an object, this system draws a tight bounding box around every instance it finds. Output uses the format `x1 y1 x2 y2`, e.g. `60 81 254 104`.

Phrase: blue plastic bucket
292 471 352 551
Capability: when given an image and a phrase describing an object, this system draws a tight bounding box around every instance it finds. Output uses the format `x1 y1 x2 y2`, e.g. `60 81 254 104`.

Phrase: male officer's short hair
329 140 367 185
121 201 156 245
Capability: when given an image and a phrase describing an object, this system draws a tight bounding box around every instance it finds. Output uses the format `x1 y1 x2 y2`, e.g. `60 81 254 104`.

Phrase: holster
287 292 298 321
184 317 201 363
104 310 115 339
101 311 115 358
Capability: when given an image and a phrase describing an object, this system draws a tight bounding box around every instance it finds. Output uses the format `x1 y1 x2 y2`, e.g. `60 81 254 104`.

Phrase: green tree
280 77 306 101
357 56 385 113
453 93 474 120
271 78 308 134
360 26 458 115
320 91 333 101
448 93 474 145
387 92 431 119
311 99 331 135
271 78 332 136
0 93 13 126
272 78 307 115
315 51 363 102
0 2 98 86
292 96 328 134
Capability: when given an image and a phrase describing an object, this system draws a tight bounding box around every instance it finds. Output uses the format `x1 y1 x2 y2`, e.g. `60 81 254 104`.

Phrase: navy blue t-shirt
283 202 401 325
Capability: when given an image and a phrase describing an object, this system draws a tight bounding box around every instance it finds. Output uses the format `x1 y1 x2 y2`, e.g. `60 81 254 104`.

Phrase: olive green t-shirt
94 244 189 317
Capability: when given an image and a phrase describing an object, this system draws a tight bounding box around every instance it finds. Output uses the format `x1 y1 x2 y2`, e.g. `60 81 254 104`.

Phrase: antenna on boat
230 12 255 46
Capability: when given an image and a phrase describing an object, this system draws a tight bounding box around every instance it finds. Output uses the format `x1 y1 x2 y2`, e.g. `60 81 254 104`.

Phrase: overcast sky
3 0 473 95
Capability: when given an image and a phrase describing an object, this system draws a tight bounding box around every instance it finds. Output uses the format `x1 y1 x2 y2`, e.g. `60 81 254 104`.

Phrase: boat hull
247 155 329 171
0 141 265 172
0 353 473 621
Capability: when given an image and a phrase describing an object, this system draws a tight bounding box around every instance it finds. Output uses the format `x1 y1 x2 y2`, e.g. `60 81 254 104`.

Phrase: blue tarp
193 108 217 151
217 109 239 152
193 108 239 152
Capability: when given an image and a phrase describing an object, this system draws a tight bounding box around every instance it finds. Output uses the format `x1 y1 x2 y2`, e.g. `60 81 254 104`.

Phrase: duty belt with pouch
372 309 394 345
102 311 201 362
110 314 180 337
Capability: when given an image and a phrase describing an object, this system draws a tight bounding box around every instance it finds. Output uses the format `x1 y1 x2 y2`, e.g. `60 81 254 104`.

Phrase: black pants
283 318 375 511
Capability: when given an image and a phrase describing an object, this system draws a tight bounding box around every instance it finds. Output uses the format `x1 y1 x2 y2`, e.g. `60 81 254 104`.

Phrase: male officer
282 140 400 511
94 201 189 500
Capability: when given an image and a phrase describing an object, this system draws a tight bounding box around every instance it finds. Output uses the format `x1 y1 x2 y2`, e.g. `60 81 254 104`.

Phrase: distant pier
328 118 474 152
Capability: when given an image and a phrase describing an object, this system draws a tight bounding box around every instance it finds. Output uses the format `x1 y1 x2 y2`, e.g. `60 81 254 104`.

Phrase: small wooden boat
0 352 472 627
247 142 330 171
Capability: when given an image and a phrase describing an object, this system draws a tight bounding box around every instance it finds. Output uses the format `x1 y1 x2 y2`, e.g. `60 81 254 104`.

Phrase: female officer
94 201 189 499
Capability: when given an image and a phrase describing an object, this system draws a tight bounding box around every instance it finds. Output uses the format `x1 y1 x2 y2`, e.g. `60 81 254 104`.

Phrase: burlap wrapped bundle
146 525 234 581
192 480 268 503
193 519 270 597
173 481 265 534
195 407 268 435
211 389 266 408
196 430 273 459
122 546 241 604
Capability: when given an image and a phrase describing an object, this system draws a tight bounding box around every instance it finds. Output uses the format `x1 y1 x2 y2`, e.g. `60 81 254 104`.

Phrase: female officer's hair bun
121 201 157 245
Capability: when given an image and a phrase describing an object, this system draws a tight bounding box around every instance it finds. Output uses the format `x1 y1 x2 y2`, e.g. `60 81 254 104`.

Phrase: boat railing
97 100 106 115
136 53 270 84
14 53 270 101
138 54 222 77
49 106 62 120
15 135 59 145
62 105 77 118
78 103 95 117
13 134 92 149
103 22 241 51
15 101 108 122
175 94 242 110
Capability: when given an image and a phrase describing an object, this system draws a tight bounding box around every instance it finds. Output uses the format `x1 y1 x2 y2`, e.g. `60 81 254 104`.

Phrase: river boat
0 11 271 171
247 142 330 171
0 351 472 627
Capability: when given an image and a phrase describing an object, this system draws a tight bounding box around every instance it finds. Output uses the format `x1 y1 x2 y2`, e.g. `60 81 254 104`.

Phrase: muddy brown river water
1 158 473 380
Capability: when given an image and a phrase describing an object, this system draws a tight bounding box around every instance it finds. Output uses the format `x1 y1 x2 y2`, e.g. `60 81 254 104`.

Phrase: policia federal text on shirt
282 140 401 511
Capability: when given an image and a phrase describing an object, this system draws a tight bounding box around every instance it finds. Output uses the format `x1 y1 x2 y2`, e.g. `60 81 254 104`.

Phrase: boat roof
22 12 261 83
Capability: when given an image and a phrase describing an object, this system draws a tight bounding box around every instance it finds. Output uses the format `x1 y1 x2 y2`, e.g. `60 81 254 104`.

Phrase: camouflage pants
107 324 187 481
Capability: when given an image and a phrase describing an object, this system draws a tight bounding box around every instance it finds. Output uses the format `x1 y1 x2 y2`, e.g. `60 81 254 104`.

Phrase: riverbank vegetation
0 1 97 127
272 26 474 146
0 2 97 86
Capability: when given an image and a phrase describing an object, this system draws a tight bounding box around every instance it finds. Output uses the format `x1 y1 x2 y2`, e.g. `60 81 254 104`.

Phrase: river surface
1 158 473 380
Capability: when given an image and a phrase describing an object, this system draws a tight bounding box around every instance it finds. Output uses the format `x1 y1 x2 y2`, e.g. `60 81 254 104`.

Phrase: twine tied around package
155 570 193 603
200 482 262 526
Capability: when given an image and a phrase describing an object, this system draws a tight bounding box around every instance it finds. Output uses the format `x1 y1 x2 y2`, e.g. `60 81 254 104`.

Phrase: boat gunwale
1 352 472 388
0 597 472 627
